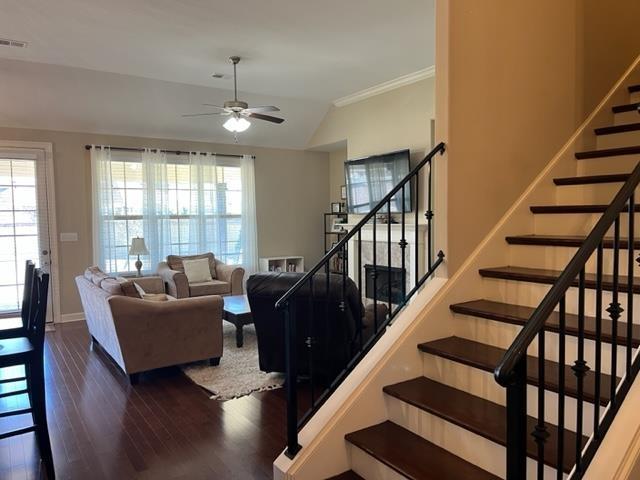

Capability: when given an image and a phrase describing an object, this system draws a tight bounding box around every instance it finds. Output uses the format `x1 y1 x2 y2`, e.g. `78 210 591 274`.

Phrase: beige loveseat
157 253 245 298
76 268 223 384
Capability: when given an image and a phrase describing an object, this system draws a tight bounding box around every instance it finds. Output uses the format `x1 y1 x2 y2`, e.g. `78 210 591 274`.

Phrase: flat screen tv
344 149 411 214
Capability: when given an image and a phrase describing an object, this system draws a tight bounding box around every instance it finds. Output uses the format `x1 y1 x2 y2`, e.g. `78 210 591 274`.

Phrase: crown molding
332 66 435 107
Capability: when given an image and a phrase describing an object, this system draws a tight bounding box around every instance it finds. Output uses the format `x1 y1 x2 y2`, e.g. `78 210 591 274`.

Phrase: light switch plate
60 232 78 242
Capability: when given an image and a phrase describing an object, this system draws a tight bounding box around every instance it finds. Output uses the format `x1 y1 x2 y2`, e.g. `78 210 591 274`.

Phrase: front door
0 147 55 325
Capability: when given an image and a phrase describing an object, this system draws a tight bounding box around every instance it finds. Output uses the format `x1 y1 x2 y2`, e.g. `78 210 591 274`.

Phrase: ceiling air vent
0 38 28 48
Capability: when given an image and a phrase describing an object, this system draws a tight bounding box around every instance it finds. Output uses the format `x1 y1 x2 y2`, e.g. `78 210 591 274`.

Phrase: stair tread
418 336 617 406
326 471 364 480
530 203 640 213
553 173 631 185
629 85 640 94
612 102 640 113
450 299 640 347
505 234 640 249
595 123 640 136
479 265 640 294
383 377 586 473
345 421 500 480
575 145 640 159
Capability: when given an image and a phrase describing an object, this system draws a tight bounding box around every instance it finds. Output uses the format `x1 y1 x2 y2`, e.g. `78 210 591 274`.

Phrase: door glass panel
0 158 40 322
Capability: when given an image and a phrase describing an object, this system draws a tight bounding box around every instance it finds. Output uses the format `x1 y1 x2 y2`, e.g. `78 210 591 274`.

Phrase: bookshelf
259 256 305 273
324 212 348 274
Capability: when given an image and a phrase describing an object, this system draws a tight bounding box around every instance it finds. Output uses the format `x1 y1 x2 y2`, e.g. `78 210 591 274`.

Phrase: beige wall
311 77 436 216
310 77 435 159
580 0 640 116
0 127 329 316
328 149 347 204
438 0 640 274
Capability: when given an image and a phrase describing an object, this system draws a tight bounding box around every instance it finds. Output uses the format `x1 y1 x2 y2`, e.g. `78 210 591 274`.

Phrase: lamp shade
129 237 149 256
223 116 251 133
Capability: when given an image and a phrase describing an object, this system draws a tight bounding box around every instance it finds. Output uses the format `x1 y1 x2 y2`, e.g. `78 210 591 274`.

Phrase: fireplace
364 264 406 304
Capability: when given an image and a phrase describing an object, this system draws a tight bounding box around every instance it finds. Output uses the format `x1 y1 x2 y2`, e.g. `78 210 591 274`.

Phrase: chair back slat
20 261 36 331
26 268 49 350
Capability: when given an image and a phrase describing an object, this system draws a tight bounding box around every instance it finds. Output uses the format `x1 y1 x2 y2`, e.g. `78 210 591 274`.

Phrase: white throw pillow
183 258 213 284
133 281 147 298
141 293 170 302
133 282 169 302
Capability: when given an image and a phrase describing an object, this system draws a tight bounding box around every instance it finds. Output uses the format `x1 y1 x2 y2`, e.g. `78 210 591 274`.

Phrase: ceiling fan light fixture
223 116 251 133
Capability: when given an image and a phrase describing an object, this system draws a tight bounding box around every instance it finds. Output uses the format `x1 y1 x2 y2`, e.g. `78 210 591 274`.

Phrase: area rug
181 323 284 400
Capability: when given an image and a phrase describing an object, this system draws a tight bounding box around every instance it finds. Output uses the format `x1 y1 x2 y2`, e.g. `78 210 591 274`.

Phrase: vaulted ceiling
0 0 435 149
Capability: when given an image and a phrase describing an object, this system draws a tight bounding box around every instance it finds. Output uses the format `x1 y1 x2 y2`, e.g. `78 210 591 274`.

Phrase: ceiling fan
182 56 284 133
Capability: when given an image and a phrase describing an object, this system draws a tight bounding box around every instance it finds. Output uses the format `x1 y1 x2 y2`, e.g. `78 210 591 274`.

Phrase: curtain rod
84 145 255 159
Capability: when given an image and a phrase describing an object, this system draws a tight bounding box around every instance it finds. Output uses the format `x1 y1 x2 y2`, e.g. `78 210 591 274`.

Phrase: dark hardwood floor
0 322 290 480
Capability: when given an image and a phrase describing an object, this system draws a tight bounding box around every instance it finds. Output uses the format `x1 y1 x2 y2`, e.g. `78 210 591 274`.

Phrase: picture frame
340 185 347 200
331 202 341 213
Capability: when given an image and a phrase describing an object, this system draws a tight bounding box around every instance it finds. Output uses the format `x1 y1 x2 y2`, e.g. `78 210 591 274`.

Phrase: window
91 147 257 274
0 158 40 311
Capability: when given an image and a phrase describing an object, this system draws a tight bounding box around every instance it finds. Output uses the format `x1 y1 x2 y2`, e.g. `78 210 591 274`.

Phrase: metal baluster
325 261 330 357
339 242 348 378
533 330 549 479
557 296 566 480
506 358 527 480
426 160 433 268
609 216 622 407
308 277 315 408
358 229 363 350
387 200 392 317
284 300 301 458
573 268 589 473
400 185 407 304
373 214 378 332
594 242 603 438
627 194 635 377
415 174 419 291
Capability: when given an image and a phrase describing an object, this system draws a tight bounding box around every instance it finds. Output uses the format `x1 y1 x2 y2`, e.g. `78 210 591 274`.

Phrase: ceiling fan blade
247 112 285 124
181 112 225 117
244 105 280 113
202 104 227 110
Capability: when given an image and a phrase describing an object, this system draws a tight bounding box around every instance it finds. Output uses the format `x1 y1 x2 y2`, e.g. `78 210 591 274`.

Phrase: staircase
327 84 640 479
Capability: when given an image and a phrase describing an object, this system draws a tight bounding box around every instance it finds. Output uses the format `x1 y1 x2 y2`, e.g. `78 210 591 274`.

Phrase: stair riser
630 92 640 103
596 130 640 150
385 396 562 479
508 244 639 277
576 154 639 176
614 110 640 126
533 211 640 237
453 314 632 377
349 445 406 480
553 183 639 205
482 277 640 325
422 353 596 434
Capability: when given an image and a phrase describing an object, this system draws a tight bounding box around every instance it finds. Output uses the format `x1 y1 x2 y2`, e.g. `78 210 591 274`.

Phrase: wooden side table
222 295 253 347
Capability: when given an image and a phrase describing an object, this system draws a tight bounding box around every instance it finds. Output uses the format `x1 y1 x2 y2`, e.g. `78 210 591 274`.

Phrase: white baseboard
58 312 85 323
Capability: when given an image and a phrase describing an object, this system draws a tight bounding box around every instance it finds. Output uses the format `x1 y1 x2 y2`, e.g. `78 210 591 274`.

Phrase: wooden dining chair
0 261 55 479
0 260 35 341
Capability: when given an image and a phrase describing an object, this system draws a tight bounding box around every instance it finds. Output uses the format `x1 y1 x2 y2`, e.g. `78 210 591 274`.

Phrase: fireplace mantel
342 222 428 297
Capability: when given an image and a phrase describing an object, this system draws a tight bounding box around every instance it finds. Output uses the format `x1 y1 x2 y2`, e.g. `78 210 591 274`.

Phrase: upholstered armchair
247 272 388 385
157 253 245 299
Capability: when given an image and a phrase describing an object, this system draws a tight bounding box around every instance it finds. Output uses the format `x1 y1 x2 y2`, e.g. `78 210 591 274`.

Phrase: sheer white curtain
91 146 257 273
90 146 117 270
241 154 258 276
142 148 170 268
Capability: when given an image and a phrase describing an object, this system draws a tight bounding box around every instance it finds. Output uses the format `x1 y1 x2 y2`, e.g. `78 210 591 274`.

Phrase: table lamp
129 237 149 277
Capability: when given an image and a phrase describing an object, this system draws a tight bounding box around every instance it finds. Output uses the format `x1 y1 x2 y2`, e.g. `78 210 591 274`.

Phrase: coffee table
222 295 253 348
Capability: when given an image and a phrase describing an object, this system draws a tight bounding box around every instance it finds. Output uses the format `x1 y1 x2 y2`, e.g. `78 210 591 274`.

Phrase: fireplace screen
364 264 406 304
